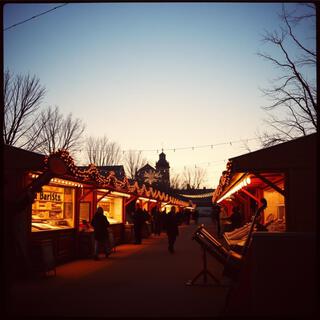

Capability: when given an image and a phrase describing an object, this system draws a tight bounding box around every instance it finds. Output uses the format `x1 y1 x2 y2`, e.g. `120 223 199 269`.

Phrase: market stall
4 145 190 276
213 133 316 233
212 133 317 316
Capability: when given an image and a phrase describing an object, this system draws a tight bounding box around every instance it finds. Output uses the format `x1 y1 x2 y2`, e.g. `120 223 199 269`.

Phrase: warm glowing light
110 191 131 198
138 197 152 202
49 177 83 188
217 175 251 203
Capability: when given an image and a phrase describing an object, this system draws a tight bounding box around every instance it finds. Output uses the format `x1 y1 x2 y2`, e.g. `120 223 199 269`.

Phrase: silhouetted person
165 207 179 253
160 210 167 232
132 203 146 244
255 198 268 231
151 206 161 236
91 207 111 260
212 204 221 237
230 206 242 230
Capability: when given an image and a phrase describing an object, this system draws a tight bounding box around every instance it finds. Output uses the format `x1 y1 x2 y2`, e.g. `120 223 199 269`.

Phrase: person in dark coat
212 204 221 237
165 206 179 253
151 206 161 236
132 203 146 244
91 207 111 260
230 206 242 230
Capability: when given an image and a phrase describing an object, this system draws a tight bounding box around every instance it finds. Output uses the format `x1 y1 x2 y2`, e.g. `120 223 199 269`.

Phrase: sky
3 2 316 188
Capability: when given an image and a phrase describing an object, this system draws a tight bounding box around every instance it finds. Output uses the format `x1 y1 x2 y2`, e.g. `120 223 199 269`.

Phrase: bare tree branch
84 135 122 166
181 166 207 189
28 106 85 155
170 172 183 189
4 70 46 146
258 3 317 146
123 150 147 179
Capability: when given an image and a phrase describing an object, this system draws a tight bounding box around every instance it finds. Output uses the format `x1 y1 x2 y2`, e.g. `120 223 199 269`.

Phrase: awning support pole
252 172 285 196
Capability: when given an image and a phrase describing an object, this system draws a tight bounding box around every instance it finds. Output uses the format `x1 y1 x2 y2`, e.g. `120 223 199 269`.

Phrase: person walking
212 204 221 237
91 207 111 260
151 205 161 236
132 203 146 244
165 206 179 253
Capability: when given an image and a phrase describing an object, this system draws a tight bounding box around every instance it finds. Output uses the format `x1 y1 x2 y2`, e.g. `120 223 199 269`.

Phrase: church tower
156 152 170 189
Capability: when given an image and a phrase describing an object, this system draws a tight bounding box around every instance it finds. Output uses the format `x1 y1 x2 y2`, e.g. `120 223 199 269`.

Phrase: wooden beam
235 193 247 203
79 188 93 201
240 189 260 203
252 172 285 196
97 190 111 203
125 195 137 207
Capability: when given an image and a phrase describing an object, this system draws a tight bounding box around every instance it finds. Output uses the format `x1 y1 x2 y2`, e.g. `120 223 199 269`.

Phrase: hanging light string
75 137 261 154
126 137 260 153
4 3 68 31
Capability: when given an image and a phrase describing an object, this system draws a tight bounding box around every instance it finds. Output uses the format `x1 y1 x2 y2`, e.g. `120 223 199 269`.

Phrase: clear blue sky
3 2 315 187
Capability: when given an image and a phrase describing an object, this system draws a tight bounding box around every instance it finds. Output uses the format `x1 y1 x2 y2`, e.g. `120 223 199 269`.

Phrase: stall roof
230 133 317 172
4 144 45 170
4 146 190 207
213 133 316 203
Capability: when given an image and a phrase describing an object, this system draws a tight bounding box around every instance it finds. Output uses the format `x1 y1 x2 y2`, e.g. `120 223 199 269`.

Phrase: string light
73 137 261 154
43 149 189 207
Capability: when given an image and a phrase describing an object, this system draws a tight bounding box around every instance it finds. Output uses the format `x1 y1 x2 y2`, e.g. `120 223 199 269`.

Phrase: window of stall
97 195 123 224
32 184 75 232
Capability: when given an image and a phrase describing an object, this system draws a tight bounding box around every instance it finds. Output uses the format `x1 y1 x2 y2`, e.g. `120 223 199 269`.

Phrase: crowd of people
88 204 201 259
129 204 200 253
88 201 267 260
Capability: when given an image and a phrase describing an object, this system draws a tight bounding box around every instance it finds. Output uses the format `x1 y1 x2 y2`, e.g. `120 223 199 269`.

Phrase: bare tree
241 140 252 153
170 172 183 190
27 106 85 155
181 166 207 189
258 3 317 146
123 150 147 179
85 135 122 165
3 69 46 147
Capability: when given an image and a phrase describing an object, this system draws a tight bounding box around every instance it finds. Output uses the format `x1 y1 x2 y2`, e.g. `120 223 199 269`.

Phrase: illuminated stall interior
30 150 190 232
214 135 317 316
213 133 317 233
31 175 83 232
213 167 286 232
97 189 131 224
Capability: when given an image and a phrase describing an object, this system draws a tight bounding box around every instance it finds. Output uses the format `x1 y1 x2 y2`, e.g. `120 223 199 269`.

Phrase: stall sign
37 191 62 202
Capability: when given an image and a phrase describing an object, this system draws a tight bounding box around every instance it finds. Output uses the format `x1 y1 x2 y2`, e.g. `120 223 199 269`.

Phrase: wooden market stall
213 132 316 233
212 133 317 317
4 146 189 278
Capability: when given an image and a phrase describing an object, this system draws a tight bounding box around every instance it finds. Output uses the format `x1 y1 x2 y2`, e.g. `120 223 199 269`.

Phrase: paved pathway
7 217 229 318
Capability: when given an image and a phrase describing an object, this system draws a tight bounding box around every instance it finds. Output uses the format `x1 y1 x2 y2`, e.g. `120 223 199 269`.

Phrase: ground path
8 217 229 318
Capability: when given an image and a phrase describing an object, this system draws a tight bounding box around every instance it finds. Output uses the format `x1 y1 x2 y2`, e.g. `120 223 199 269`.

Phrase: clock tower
155 152 170 189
